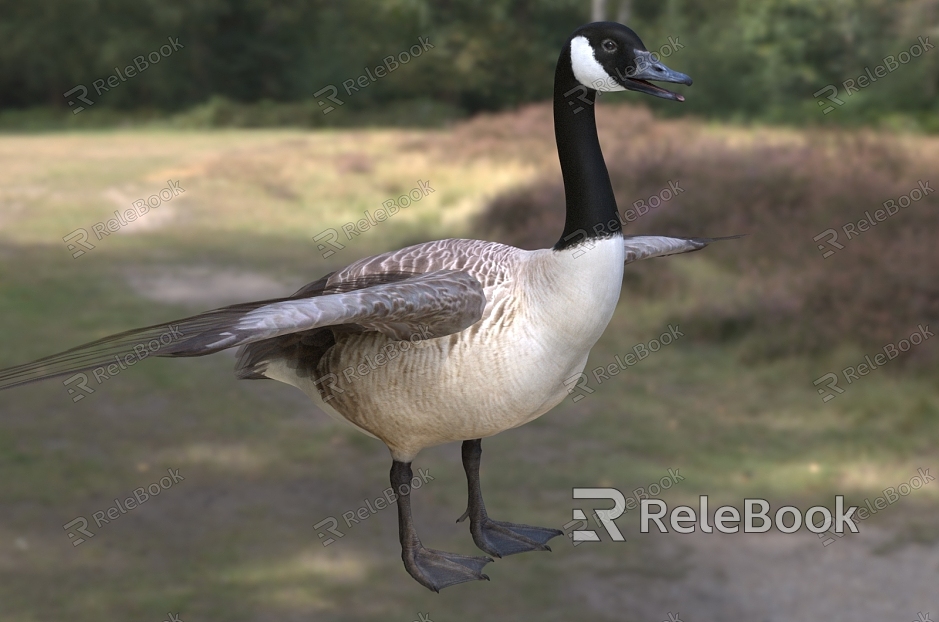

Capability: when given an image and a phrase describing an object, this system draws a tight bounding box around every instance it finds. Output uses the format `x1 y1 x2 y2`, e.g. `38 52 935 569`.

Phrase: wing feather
623 234 744 264
0 270 485 392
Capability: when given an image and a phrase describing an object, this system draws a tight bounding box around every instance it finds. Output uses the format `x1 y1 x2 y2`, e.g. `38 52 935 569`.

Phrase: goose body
260 236 625 460
0 22 736 591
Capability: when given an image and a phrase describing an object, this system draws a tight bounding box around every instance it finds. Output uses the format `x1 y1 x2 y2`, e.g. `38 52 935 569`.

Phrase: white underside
265 237 625 461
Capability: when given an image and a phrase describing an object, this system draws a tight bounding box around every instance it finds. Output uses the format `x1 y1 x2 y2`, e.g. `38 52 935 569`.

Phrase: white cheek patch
570 36 626 92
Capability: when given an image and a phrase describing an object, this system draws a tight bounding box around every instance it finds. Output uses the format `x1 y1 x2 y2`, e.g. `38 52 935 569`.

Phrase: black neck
552 44 621 251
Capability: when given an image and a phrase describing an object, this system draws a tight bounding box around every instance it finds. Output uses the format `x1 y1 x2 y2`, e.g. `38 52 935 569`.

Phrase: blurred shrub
169 96 465 129
0 96 466 131
0 0 936 129
0 0 583 115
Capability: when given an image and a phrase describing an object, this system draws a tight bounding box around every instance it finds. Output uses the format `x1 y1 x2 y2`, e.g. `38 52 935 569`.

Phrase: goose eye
601 39 617 52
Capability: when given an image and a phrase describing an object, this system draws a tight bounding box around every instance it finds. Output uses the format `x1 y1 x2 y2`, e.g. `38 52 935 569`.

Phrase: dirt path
570 528 938 621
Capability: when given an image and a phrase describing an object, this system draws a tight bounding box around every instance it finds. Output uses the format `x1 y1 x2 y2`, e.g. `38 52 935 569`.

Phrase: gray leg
456 439 563 557
392 460 492 592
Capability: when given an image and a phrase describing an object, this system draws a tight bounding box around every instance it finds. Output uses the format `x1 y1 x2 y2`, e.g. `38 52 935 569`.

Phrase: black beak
618 50 692 102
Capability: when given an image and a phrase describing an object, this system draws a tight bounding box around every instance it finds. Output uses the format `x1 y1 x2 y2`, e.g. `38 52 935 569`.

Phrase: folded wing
0 270 485 392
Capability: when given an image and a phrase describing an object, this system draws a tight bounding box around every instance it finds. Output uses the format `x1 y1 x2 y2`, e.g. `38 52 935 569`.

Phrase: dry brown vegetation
470 103 939 363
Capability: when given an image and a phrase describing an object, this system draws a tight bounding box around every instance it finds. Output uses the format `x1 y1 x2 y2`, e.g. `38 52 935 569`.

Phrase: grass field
0 105 937 621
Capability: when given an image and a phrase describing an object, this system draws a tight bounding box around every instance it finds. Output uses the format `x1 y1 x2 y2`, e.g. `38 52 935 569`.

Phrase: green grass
0 126 936 622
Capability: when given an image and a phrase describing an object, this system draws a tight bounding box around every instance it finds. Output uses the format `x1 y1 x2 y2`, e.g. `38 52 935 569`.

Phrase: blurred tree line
0 0 936 128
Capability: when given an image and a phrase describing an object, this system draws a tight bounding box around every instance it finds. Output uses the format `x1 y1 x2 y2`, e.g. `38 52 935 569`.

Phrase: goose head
568 22 692 101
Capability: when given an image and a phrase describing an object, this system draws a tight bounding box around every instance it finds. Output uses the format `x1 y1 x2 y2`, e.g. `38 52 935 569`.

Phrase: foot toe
404 547 493 592
493 520 564 546
472 518 563 557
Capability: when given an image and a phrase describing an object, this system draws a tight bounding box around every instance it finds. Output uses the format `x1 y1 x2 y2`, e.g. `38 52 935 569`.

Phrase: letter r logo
63 85 94 113
63 229 96 258
813 229 844 258
63 517 94 546
813 85 844 114
313 229 345 258
813 372 844 402
569 509 599 542
313 517 344 546
572 487 627 541
562 85 592 114
63 373 95 402
313 85 344 114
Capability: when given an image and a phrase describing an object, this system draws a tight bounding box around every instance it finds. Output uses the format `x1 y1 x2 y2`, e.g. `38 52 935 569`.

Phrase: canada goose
0 22 735 591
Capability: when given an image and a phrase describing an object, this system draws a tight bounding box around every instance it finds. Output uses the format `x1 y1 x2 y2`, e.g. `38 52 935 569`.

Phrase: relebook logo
639 496 858 534
570 489 859 541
